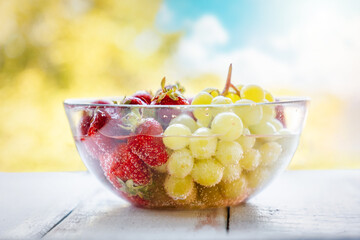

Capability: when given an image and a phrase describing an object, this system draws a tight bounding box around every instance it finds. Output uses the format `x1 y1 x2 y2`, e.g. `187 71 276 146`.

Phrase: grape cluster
159 84 285 203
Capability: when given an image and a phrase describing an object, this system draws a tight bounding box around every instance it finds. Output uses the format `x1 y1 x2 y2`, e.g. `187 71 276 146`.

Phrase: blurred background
1 0 359 171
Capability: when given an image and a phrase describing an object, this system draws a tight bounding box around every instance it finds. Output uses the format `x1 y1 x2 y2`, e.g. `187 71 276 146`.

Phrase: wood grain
229 170 360 239
1 170 359 239
44 187 228 239
0 172 98 239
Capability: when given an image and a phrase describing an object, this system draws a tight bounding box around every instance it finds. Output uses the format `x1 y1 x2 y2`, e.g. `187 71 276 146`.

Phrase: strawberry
93 133 120 157
81 107 126 162
86 107 131 137
151 78 189 126
102 143 151 187
122 96 147 105
81 137 101 160
92 100 112 105
78 112 92 136
134 118 163 135
128 118 168 167
78 100 111 136
275 105 286 127
99 111 132 138
129 135 168 167
88 109 110 136
81 131 121 162
151 77 189 105
132 91 153 104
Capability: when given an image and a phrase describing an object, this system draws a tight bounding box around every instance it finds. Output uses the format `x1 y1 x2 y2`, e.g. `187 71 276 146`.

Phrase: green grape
269 118 283 131
202 88 220 98
192 92 214 127
278 128 292 135
198 185 223 206
259 141 282 166
211 112 243 141
215 140 243 166
246 167 270 189
191 158 224 187
194 108 212 128
249 121 277 135
220 176 247 199
225 92 241 103
261 100 276 122
236 128 256 150
192 92 213 105
189 127 217 159
170 114 198 133
196 118 212 128
152 163 167 173
239 148 261 171
211 96 232 105
163 124 192 150
211 96 232 115
264 90 275 102
240 85 265 103
167 148 194 178
222 164 242 183
234 99 263 126
164 175 194 200
174 187 198 205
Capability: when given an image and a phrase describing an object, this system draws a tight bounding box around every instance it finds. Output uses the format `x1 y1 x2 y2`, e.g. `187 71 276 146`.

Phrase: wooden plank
45 187 228 239
0 172 98 239
229 170 360 239
2 170 359 239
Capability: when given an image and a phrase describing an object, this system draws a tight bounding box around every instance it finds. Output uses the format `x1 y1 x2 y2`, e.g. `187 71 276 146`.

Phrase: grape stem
230 83 241 97
221 64 232 96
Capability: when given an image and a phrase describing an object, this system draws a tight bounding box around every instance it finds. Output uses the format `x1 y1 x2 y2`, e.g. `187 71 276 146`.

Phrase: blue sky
157 0 360 48
154 0 360 96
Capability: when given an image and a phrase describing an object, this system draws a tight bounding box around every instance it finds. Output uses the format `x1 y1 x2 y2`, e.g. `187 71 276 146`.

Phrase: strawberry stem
221 63 232 96
161 77 166 92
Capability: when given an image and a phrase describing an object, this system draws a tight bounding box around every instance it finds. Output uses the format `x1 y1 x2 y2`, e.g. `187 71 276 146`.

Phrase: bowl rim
64 96 310 108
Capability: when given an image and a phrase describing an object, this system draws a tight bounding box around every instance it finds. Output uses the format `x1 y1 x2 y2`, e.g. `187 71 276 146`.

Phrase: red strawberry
99 112 131 138
151 77 189 105
102 143 151 187
128 118 168 167
129 135 168 167
151 78 189 126
83 108 125 160
135 118 163 135
78 112 92 136
81 137 101 160
122 96 147 105
78 101 111 136
79 109 111 159
88 109 110 136
92 100 112 105
132 91 152 104
275 105 286 127
81 132 121 162
93 133 120 157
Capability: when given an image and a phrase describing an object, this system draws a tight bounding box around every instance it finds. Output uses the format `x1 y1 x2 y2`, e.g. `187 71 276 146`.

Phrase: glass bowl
64 97 309 209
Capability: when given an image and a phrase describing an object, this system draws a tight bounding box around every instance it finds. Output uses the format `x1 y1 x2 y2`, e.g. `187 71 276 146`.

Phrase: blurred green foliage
0 0 182 171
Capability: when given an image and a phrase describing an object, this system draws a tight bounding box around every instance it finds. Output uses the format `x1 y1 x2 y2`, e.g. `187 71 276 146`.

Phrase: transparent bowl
64 97 309 209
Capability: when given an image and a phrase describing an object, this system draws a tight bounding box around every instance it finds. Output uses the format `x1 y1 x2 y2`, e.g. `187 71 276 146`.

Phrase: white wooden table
1 170 359 239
